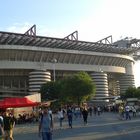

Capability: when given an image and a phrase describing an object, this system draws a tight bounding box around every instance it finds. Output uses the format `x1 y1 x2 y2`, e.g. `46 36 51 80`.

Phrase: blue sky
0 0 103 40
0 0 140 86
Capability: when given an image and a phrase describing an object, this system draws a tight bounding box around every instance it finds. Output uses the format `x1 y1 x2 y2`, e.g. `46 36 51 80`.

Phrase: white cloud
76 0 140 42
6 23 72 39
6 22 34 33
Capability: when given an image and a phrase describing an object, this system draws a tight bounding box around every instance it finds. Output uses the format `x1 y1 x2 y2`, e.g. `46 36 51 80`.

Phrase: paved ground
13 112 140 140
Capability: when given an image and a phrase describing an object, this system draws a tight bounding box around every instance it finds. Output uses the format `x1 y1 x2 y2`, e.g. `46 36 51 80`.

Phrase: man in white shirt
125 105 131 120
57 108 64 128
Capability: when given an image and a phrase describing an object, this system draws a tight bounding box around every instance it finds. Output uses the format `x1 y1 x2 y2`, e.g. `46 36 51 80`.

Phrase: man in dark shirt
82 108 88 125
3 112 11 140
3 112 15 140
9 113 16 140
67 107 73 128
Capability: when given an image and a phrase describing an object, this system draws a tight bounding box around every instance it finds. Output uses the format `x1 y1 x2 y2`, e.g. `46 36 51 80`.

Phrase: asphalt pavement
14 112 140 140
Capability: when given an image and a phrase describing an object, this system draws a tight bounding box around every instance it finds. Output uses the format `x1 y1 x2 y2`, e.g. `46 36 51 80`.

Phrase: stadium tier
0 25 139 103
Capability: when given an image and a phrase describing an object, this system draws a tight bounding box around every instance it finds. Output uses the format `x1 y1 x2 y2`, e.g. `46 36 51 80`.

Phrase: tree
60 71 96 105
135 88 140 98
40 81 60 101
121 86 140 99
40 71 96 106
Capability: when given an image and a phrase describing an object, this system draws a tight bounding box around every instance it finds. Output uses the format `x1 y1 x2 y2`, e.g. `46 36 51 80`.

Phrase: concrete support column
119 62 135 94
29 70 51 93
90 72 109 102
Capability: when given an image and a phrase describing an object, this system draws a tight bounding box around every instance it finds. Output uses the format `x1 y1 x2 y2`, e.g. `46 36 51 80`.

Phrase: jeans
125 111 131 120
42 132 52 140
68 117 72 128
59 118 63 127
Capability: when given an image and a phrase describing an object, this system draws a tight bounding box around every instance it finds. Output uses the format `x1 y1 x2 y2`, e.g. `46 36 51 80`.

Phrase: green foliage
121 86 140 99
40 81 60 101
40 71 96 106
135 88 140 98
60 71 96 105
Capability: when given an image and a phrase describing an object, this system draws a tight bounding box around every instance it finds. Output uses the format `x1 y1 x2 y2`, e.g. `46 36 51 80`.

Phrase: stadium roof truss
0 30 139 55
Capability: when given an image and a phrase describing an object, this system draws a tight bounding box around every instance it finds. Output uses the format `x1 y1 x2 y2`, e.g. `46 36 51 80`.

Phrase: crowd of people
118 104 137 120
37 104 110 140
38 105 90 140
38 103 140 140
0 103 139 140
17 113 38 124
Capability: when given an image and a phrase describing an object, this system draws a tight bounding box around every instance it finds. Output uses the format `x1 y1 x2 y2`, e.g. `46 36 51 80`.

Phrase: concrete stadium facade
0 29 137 103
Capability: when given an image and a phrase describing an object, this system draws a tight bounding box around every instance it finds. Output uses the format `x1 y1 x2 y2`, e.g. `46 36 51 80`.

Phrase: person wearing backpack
38 108 53 140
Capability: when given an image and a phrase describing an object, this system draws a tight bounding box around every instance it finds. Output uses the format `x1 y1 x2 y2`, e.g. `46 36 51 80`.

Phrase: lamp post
99 68 103 73
52 58 57 81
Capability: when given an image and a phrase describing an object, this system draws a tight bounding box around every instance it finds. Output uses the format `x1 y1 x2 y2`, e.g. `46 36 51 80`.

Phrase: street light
52 58 57 81
99 68 103 73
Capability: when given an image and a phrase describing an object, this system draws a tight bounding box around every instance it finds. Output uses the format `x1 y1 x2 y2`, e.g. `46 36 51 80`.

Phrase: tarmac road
13 112 140 140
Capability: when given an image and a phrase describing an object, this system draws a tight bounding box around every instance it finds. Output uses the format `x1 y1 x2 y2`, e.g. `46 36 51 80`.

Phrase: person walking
88 107 93 117
118 104 125 120
93 106 97 116
82 107 88 125
39 108 53 140
9 113 16 140
3 112 13 140
57 108 64 129
132 106 136 117
125 104 131 120
67 107 73 128
97 106 101 116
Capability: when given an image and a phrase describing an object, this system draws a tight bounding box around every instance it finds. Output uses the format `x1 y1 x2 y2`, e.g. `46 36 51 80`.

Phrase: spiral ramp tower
90 72 109 103
29 70 51 93
118 61 135 94
119 74 135 94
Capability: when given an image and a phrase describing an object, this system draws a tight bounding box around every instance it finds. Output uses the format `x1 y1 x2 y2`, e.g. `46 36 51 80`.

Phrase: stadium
0 25 140 103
